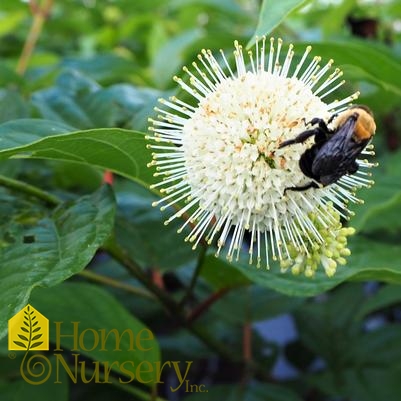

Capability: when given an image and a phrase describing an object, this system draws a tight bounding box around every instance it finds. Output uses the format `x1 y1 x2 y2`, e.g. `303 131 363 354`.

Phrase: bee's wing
311 117 366 185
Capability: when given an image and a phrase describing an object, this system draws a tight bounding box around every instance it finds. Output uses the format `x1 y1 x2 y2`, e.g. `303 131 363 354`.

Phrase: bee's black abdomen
299 147 319 180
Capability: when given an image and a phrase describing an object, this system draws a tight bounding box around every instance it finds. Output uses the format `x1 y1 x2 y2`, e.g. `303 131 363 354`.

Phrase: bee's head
335 104 376 141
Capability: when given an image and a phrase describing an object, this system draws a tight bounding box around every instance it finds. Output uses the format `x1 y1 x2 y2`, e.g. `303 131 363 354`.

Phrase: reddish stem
187 287 231 323
243 322 252 362
152 269 165 290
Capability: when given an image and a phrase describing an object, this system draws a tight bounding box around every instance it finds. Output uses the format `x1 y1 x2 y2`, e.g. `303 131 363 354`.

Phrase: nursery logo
8 305 49 351
7 306 207 393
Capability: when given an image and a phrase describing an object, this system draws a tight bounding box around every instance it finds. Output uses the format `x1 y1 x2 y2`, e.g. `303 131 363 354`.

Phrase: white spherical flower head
147 37 375 274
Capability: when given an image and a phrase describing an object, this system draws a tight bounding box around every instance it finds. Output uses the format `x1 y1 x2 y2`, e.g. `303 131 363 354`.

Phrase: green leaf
52 161 103 192
0 10 25 37
30 68 168 132
30 282 161 385
106 84 164 132
60 54 136 84
301 41 401 96
200 233 401 297
0 119 75 149
0 65 23 88
318 0 357 36
0 120 155 187
0 89 29 123
32 70 105 129
350 325 401 367
200 252 251 288
115 181 199 271
208 286 304 324
292 285 401 401
309 326 401 401
249 382 303 401
201 253 343 297
346 336 401 398
32 71 164 131
348 236 401 283
0 355 68 401
356 285 401 321
293 284 365 362
350 177 401 233
151 29 204 88
248 0 310 47
350 153 401 233
0 186 115 339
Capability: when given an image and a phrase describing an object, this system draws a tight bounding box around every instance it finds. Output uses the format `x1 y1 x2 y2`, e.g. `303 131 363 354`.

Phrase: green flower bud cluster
280 203 355 277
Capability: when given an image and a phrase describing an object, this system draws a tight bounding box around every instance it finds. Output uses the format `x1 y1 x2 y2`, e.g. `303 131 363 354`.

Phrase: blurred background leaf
0 186 115 339
30 282 161 385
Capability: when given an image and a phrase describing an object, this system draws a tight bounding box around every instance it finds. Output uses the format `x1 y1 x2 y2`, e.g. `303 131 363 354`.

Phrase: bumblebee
279 105 376 193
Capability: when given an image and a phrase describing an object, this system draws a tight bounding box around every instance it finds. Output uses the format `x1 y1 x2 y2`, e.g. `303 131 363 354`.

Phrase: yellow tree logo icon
8 305 51 385
8 304 49 351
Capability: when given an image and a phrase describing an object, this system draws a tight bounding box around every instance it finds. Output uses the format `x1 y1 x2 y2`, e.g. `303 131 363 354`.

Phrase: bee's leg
284 181 320 194
304 117 335 136
304 117 323 127
327 112 339 125
278 128 320 148
347 160 359 175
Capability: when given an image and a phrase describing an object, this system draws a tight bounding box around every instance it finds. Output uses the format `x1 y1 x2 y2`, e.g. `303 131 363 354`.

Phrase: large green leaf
295 285 401 401
302 41 401 96
0 89 29 123
208 286 304 324
60 54 136 84
350 153 401 233
355 285 401 322
293 284 365 362
0 186 115 339
0 65 23 88
114 181 199 271
201 235 401 297
32 71 164 131
0 356 68 401
151 29 204 88
307 324 401 401
202 254 342 297
344 324 401 401
0 119 75 149
0 120 155 187
248 0 310 47
30 282 161 385
32 70 105 129
347 237 401 282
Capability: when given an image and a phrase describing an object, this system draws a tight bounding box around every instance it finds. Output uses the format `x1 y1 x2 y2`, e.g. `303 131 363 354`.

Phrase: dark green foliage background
1 0 401 400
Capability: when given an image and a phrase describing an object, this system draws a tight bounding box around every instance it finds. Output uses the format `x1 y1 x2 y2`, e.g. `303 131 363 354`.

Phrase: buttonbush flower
147 37 375 275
